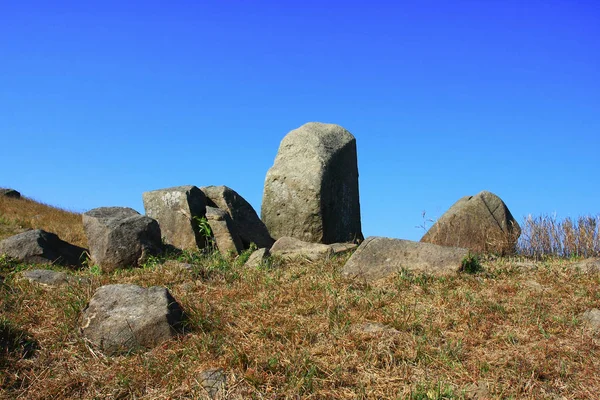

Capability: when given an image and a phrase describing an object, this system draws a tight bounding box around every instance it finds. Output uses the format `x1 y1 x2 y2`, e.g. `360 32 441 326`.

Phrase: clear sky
2 1 599 241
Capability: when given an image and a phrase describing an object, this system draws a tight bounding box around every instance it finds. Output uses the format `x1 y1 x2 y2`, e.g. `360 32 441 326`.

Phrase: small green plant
459 252 483 274
193 216 215 251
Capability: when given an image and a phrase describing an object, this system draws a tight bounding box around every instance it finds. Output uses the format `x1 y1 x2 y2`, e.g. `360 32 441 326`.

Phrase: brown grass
518 214 600 259
2 201 600 398
1 251 600 399
0 196 86 248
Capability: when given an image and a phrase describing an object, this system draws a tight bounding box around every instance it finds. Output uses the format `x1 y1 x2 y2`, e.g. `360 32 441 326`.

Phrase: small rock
270 237 334 261
244 248 270 268
523 280 545 292
582 308 600 332
19 269 89 287
329 242 358 255
199 368 226 399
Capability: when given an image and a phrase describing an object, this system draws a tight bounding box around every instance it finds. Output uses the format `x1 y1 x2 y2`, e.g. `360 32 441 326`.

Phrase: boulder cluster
1 121 527 356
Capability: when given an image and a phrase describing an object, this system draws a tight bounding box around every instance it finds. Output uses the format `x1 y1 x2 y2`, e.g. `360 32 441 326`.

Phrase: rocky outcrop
82 207 162 272
80 284 185 355
0 188 21 199
261 122 363 244
420 190 520 254
205 206 244 255
341 236 469 282
0 229 87 267
142 185 207 251
201 185 273 249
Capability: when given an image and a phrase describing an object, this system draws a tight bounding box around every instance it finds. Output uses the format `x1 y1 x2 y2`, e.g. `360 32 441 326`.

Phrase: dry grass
518 215 600 259
0 196 86 248
1 201 600 398
2 250 600 399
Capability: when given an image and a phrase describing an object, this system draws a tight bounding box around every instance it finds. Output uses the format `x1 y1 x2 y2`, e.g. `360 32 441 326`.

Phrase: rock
341 236 469 282
570 257 600 273
19 269 89 287
80 284 185 355
329 242 358 255
270 236 334 261
199 368 227 399
205 206 244 255
523 280 545 292
0 188 21 199
200 185 273 249
82 207 162 273
0 229 87 267
261 122 363 244
354 322 399 335
421 190 520 254
244 248 270 268
142 185 207 251
582 308 600 332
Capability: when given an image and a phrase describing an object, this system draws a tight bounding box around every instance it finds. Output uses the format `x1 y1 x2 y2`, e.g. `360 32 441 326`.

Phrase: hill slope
0 195 86 247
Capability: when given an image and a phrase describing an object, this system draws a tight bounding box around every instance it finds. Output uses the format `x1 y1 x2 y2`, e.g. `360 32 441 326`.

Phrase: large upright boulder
201 185 273 249
0 229 87 267
261 122 363 244
82 207 162 272
420 190 521 254
80 284 185 355
142 186 207 251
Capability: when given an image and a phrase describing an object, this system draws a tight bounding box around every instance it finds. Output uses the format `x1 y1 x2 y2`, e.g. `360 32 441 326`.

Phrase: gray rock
82 207 162 273
270 236 334 261
244 248 270 268
201 185 273 249
421 190 520 254
261 122 363 244
354 322 399 335
523 280 545 292
80 284 185 355
329 242 358 255
341 236 469 282
205 206 244 255
0 188 21 199
582 308 600 332
570 257 600 273
142 186 207 251
0 229 87 267
199 368 227 399
19 269 69 286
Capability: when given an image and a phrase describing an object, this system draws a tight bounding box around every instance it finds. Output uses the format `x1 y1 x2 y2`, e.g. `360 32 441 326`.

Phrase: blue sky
2 1 599 241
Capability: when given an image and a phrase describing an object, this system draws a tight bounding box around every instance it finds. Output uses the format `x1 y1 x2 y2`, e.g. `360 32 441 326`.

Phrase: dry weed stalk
518 214 600 259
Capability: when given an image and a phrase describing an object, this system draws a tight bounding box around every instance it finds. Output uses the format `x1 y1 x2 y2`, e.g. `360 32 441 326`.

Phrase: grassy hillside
1 198 599 399
0 195 86 247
